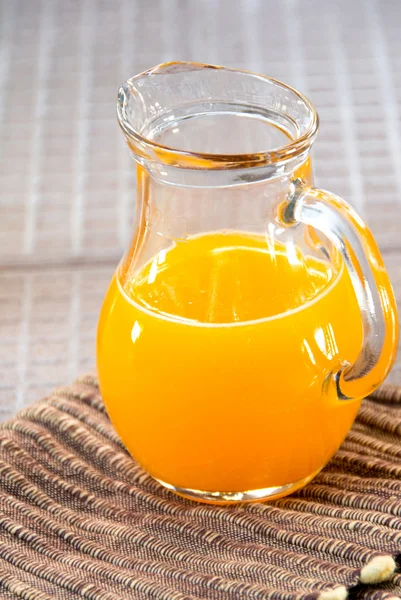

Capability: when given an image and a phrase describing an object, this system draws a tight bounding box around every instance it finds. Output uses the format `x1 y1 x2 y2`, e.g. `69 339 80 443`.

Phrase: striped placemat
0 375 400 600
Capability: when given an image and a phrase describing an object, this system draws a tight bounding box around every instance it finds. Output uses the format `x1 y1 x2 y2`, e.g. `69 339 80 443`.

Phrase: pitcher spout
117 61 318 186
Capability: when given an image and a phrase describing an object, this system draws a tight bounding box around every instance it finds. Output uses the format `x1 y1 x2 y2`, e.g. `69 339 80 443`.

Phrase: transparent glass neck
117 61 318 187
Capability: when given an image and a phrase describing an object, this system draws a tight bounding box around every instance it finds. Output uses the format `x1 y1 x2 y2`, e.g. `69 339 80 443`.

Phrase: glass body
97 63 398 503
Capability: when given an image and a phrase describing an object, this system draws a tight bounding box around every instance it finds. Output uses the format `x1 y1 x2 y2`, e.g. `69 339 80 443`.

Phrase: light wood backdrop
1 0 400 420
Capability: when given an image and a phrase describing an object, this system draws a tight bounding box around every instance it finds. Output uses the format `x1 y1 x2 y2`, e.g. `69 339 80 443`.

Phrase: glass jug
97 62 398 504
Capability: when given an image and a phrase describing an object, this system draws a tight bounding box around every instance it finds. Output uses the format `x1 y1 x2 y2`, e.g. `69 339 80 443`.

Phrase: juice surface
97 232 364 493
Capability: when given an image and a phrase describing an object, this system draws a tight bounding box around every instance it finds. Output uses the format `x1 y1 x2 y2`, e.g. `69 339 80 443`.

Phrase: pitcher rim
117 61 319 170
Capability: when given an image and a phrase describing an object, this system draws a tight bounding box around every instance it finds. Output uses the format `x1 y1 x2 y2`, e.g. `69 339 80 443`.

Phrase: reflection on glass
314 324 339 362
285 240 301 267
302 338 316 365
130 321 142 343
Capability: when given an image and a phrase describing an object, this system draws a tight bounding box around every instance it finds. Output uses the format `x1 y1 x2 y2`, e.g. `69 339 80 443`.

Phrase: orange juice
97 232 363 496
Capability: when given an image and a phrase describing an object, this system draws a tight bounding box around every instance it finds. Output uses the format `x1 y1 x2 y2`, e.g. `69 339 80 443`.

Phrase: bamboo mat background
1 0 401 420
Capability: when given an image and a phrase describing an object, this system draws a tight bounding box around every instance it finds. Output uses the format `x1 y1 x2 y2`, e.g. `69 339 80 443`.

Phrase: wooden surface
1 0 401 420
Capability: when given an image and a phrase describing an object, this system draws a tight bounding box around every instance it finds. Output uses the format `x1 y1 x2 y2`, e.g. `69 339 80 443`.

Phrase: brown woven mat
0 376 400 600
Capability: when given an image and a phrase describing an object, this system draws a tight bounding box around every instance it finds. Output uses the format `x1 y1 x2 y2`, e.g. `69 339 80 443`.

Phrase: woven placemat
0 375 400 600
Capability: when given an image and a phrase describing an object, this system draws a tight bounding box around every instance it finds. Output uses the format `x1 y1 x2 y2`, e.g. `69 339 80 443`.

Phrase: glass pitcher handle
282 180 399 400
